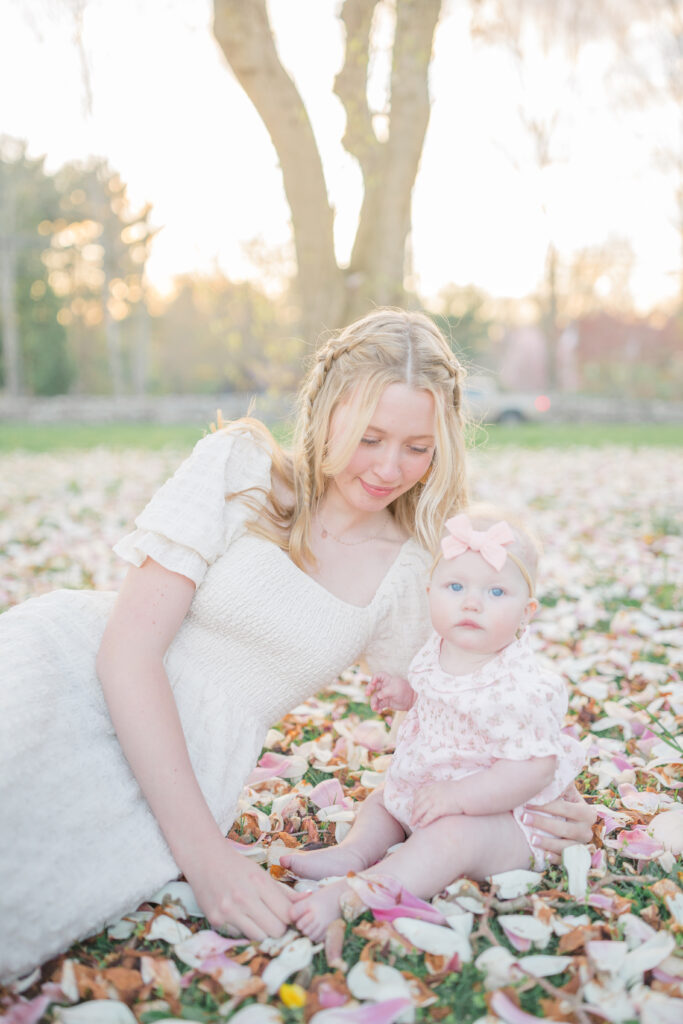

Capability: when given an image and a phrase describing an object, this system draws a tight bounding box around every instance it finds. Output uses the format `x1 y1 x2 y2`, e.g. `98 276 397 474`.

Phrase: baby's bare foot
290 880 349 942
280 845 368 881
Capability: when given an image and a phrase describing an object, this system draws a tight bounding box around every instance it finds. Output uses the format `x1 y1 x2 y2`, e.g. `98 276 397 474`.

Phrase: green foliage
0 139 75 394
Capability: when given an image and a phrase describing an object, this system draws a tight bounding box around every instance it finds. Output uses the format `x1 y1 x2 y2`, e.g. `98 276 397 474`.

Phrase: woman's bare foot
290 879 349 942
280 845 369 881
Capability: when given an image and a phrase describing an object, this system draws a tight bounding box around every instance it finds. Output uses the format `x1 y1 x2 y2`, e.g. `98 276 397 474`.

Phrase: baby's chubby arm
366 671 416 713
411 756 557 829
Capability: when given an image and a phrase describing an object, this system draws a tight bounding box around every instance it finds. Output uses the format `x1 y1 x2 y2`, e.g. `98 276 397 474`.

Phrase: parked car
463 375 552 424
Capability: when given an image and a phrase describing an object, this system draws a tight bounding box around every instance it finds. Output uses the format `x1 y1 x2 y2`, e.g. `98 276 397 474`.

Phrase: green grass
0 419 681 453
469 421 683 448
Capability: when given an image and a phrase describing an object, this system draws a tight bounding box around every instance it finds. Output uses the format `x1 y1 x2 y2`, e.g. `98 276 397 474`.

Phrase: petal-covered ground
1 444 681 1024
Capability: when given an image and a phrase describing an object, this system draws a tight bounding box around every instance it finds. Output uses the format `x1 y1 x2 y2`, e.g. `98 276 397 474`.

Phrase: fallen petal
490 990 564 1024
149 881 203 917
648 809 683 854
498 915 552 951
262 937 318 995
562 844 591 900
489 869 543 899
54 1002 137 1024
391 917 472 961
309 998 413 1024
346 960 412 1001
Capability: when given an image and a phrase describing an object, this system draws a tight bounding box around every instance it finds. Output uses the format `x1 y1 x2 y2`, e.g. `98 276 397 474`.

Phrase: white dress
0 430 431 980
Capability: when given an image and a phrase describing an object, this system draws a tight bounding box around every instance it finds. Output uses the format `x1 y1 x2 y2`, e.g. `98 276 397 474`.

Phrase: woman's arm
521 785 598 863
96 558 293 939
411 756 557 829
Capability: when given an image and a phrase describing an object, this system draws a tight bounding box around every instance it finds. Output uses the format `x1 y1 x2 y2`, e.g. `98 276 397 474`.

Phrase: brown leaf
539 996 576 1021
274 830 299 848
558 924 606 954
652 879 682 901
304 972 351 1021
324 917 347 972
302 817 320 843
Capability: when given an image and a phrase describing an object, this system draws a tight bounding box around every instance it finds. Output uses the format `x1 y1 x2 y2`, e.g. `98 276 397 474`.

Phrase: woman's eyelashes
359 437 431 454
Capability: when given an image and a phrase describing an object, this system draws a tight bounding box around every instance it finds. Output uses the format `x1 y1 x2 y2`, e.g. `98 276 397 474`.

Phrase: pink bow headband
441 514 534 595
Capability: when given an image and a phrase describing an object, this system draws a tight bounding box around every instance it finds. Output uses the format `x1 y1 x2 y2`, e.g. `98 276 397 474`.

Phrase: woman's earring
420 464 432 486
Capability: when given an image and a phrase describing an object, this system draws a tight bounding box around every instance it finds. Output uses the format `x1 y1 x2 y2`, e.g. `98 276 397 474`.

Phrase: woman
0 309 595 980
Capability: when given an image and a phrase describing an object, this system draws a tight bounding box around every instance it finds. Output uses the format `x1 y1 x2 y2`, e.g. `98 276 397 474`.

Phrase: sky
0 0 680 312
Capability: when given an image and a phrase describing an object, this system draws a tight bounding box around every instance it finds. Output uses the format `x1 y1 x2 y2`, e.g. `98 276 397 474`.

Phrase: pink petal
347 874 447 925
318 982 350 1008
247 752 305 783
588 893 616 911
308 778 346 809
0 994 53 1024
591 849 606 870
605 828 663 859
490 991 552 1023
311 998 413 1024
351 721 390 751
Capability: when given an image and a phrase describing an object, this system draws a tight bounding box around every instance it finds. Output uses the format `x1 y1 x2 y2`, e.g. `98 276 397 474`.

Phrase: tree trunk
213 0 346 342
213 0 442 339
0 182 22 395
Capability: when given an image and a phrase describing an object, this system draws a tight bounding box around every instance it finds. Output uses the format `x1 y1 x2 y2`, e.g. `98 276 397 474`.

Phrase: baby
284 509 586 940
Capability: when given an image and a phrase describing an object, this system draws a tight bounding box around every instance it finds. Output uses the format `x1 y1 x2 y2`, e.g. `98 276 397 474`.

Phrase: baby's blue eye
448 582 463 592
490 586 504 597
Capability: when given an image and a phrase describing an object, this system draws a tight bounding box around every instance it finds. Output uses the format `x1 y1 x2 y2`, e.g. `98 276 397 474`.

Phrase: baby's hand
366 672 414 713
411 782 463 829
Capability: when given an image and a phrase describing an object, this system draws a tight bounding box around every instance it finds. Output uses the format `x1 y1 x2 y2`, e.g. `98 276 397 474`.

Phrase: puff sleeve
361 542 432 678
113 430 272 587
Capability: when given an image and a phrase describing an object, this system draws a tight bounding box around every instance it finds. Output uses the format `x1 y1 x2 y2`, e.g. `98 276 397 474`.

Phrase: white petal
346 960 413 1020
106 911 152 940
474 947 517 989
227 1007 284 1024
562 844 591 900
489 869 543 899
552 914 591 936
392 917 472 961
261 937 318 995
632 983 683 1024
497 915 552 948
516 954 574 978
149 881 203 917
620 932 676 987
666 892 683 926
649 810 683 854
55 1002 138 1024
586 940 628 975
147 914 192 944
359 770 387 789
619 912 657 949
582 978 635 1023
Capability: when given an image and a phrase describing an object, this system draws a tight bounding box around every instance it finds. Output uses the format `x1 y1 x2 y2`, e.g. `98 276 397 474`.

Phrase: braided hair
287 308 468 568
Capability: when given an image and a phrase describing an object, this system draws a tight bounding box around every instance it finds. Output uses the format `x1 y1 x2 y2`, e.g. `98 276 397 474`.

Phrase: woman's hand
367 672 415 713
522 784 598 864
184 837 296 941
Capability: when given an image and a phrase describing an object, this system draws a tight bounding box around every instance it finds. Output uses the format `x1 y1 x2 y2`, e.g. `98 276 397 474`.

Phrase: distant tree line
0 139 308 397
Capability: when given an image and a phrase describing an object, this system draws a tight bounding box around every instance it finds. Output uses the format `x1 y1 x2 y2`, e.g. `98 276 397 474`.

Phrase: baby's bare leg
281 789 406 880
292 811 531 941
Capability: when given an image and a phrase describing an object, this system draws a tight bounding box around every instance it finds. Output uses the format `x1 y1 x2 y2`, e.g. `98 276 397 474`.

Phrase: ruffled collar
417 628 535 694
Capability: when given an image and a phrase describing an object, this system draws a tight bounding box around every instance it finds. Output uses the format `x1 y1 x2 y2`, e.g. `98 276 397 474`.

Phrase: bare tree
213 0 442 341
607 0 683 311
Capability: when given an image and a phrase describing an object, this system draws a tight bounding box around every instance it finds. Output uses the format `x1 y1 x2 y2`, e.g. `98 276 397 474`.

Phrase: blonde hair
221 308 469 569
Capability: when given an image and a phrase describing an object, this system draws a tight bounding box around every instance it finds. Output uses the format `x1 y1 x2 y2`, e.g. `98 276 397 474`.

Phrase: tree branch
333 0 380 177
213 0 344 336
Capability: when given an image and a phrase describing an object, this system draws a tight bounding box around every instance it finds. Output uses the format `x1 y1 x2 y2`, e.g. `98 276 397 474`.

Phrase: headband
441 514 534 596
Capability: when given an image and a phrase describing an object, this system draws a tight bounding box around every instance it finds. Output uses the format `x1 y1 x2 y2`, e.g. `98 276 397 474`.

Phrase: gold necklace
318 513 390 545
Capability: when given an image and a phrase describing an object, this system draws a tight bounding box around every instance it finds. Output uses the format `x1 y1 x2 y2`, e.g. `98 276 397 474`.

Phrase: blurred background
0 0 682 429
